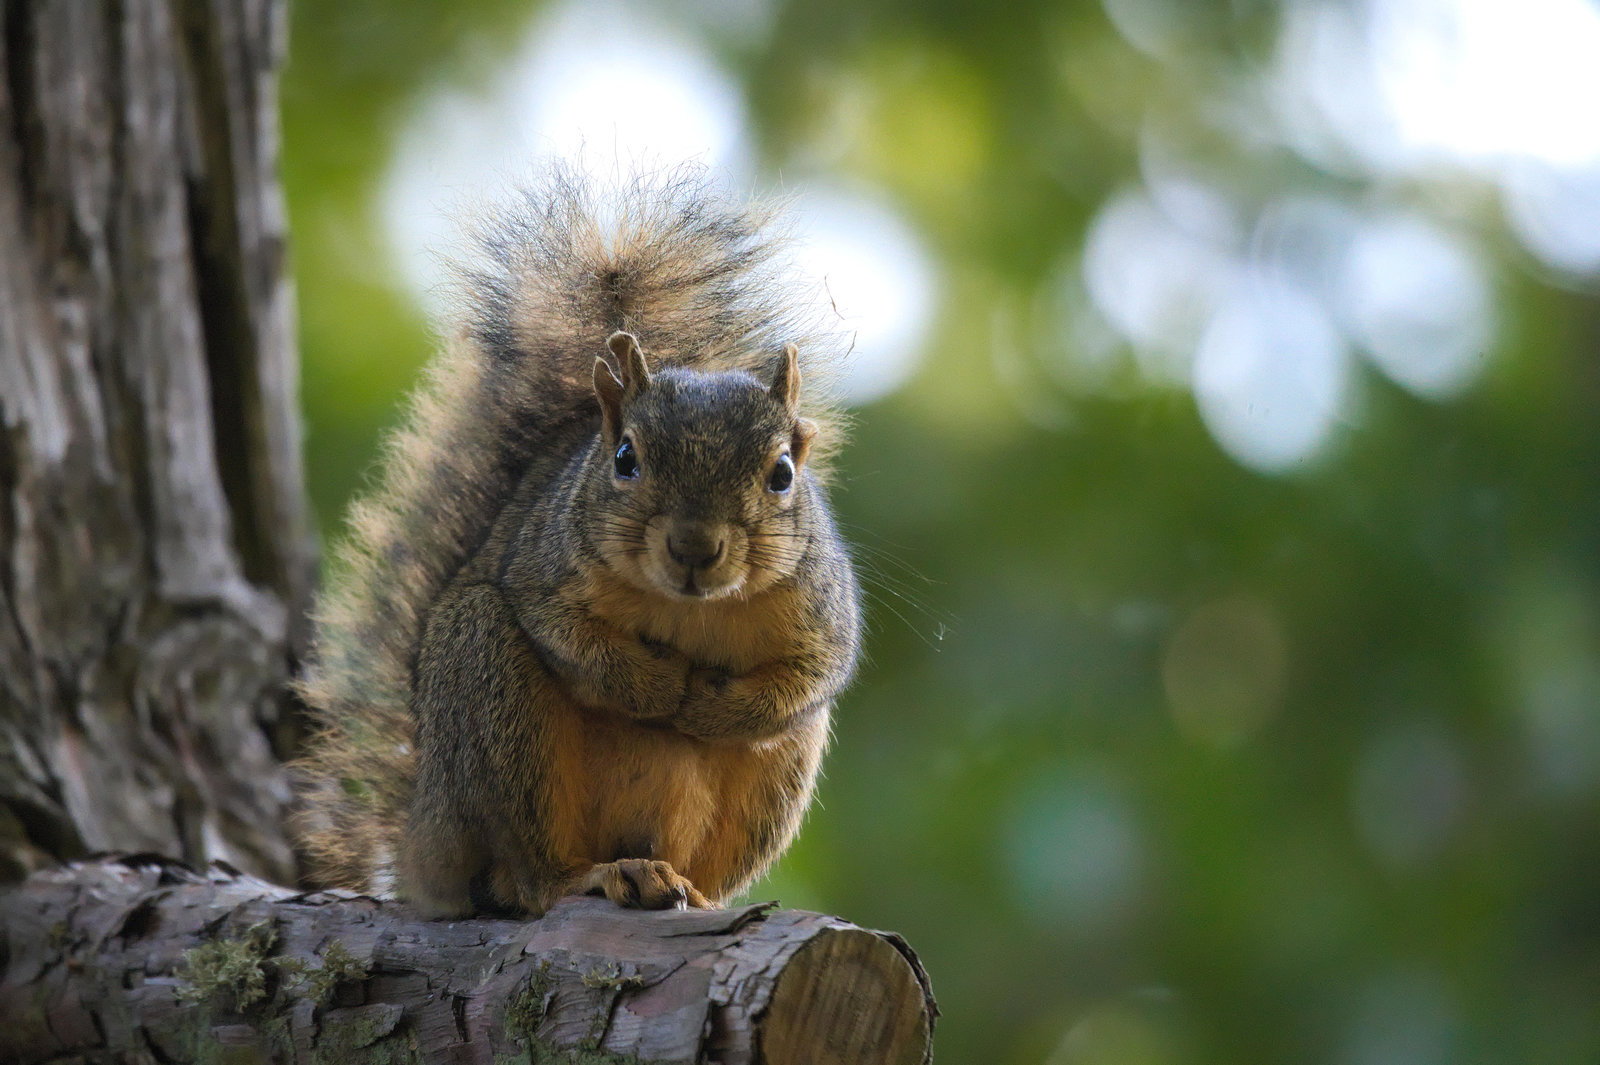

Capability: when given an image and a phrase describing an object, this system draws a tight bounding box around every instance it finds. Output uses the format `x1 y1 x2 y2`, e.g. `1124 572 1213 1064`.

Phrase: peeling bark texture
0 855 938 1064
0 0 313 883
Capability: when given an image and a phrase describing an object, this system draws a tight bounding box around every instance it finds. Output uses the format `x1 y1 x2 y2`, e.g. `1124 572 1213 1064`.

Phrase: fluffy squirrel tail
291 163 850 893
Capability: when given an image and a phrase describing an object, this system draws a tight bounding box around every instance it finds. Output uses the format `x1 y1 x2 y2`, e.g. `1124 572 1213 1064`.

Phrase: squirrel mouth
667 564 742 601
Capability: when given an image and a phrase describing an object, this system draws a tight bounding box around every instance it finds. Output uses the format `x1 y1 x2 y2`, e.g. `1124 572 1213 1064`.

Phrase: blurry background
281 0 1600 1061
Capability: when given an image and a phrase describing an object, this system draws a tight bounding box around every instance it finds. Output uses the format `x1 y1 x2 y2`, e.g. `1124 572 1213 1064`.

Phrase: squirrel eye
767 453 795 493
614 439 640 480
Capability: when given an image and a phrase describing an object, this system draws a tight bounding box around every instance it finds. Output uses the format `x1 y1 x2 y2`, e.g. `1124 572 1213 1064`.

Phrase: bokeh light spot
1192 278 1349 473
1083 189 1235 382
1250 195 1359 308
805 47 991 214
1338 214 1492 400
1004 769 1145 936
1340 968 1458 1065
790 192 936 405
1500 568 1600 798
1161 594 1289 747
1370 0 1600 169
1272 0 1600 274
1502 159 1600 277
1350 720 1467 868
380 0 749 314
1049 1001 1183 1065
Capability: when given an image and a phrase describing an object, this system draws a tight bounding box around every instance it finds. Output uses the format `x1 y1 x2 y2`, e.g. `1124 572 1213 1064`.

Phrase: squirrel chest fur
292 170 860 918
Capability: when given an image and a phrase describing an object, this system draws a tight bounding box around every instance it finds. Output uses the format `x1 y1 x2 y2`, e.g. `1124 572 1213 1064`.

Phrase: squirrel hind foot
465 868 532 918
567 859 715 912
404 886 477 921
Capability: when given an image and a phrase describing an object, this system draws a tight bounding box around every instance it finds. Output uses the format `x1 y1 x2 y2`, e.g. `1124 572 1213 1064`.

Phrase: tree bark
0 0 313 881
0 855 937 1064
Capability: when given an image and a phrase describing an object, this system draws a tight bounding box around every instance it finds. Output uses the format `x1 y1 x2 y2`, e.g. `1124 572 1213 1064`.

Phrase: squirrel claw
573 858 713 911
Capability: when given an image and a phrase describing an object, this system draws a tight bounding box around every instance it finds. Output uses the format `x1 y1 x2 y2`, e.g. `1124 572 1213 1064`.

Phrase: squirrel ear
593 358 624 442
606 331 652 396
791 417 819 470
770 343 801 412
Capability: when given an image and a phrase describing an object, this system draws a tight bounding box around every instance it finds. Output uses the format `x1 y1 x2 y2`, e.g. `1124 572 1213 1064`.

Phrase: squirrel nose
666 524 726 569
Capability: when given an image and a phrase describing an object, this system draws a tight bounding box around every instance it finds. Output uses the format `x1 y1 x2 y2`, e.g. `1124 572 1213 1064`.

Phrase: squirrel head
587 331 820 601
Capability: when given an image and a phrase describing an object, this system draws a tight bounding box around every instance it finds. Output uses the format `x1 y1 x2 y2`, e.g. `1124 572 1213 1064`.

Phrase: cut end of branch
763 927 936 1065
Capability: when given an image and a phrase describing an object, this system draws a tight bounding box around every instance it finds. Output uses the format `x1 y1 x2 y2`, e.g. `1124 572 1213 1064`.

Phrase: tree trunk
0 855 936 1064
0 0 313 882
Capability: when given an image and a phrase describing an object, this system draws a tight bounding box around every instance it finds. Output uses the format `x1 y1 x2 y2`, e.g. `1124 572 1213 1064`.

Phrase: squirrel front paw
568 859 714 910
624 639 693 718
680 666 732 714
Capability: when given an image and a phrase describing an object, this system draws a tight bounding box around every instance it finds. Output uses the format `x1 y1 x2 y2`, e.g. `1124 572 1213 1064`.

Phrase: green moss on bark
176 920 279 1012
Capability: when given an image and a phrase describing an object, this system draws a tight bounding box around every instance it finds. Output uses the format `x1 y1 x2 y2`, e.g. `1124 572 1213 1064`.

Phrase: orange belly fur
540 690 817 900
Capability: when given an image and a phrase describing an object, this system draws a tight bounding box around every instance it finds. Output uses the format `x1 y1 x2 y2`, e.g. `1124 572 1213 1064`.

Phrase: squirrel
290 166 861 918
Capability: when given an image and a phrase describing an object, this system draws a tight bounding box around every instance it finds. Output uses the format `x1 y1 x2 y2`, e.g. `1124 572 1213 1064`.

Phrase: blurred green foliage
282 1 1600 1062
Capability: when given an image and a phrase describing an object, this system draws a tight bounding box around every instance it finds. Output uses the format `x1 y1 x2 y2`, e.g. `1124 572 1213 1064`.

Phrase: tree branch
0 855 936 1064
